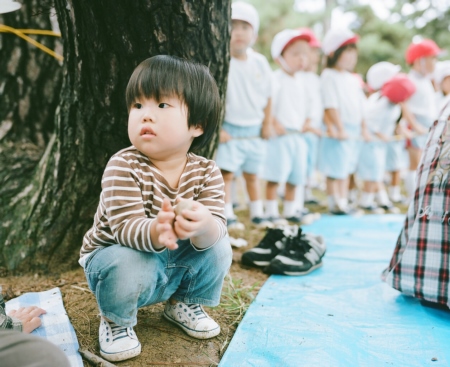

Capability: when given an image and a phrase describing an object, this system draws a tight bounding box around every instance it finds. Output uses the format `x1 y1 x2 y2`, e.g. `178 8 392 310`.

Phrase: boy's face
336 47 358 72
230 20 253 55
281 39 310 74
128 97 203 159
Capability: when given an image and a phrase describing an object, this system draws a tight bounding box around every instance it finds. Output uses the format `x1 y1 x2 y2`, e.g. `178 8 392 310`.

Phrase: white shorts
262 132 307 186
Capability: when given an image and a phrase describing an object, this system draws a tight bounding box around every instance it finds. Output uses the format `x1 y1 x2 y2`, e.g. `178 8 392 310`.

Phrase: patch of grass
217 274 260 327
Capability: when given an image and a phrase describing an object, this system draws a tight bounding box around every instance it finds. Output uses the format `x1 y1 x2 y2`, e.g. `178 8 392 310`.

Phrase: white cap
366 62 402 91
322 28 358 56
231 1 259 35
0 0 21 14
271 29 311 60
434 61 450 86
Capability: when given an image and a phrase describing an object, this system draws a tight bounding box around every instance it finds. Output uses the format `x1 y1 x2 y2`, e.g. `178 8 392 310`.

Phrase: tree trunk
0 0 62 146
0 0 230 272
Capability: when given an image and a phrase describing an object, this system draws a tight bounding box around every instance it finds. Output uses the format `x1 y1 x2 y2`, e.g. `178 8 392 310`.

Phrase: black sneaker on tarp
241 227 295 267
264 228 326 276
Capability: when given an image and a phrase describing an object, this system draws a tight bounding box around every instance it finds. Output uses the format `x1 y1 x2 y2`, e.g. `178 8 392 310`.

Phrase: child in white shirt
299 28 323 206
319 28 369 214
404 39 442 202
434 61 450 113
215 1 272 229
262 29 312 225
357 74 416 213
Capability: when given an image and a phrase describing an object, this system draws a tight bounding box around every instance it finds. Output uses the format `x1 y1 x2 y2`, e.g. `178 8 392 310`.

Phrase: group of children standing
218 1 450 229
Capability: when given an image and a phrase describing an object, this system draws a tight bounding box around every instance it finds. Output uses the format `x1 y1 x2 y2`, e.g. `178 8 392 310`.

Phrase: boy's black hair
126 55 221 153
326 43 357 68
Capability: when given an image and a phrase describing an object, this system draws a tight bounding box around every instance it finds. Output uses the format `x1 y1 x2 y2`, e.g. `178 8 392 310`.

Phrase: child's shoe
251 216 273 229
359 205 385 214
267 216 289 226
227 218 245 231
379 203 401 214
163 301 220 339
99 317 141 362
241 227 293 267
264 228 326 276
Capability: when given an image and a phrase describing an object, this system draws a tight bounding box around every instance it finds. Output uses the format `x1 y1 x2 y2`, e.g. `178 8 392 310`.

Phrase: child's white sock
265 200 279 218
327 195 336 211
405 170 416 199
376 189 391 206
224 203 235 219
296 185 305 214
389 186 401 201
349 188 359 203
359 192 374 207
283 200 297 218
337 197 349 211
249 200 264 219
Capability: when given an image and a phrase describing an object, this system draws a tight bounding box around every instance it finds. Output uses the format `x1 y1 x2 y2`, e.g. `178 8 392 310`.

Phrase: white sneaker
163 301 220 339
99 317 141 362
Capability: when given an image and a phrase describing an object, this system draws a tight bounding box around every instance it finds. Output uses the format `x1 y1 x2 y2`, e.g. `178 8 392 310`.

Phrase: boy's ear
192 125 204 137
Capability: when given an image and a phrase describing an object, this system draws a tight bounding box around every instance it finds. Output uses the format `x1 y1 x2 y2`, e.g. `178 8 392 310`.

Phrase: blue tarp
220 215 450 367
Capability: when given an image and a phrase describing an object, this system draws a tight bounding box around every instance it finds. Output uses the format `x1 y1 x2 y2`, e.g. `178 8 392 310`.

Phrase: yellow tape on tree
0 24 63 61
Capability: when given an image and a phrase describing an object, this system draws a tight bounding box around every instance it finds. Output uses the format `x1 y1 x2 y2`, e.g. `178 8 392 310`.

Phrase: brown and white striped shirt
80 146 226 263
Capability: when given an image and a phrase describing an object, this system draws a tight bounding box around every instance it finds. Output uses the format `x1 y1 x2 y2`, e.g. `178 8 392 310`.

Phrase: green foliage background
239 0 450 77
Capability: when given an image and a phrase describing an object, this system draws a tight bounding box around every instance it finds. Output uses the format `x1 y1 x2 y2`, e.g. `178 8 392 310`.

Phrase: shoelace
260 228 284 248
110 323 131 341
283 229 309 255
186 304 207 320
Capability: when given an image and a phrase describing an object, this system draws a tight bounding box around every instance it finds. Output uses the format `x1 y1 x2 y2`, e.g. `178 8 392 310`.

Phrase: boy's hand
155 198 179 250
273 120 286 136
173 199 211 240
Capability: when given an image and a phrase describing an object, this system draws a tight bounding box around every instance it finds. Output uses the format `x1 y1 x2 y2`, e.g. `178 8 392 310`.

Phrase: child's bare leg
326 177 338 211
283 182 299 218
243 172 265 220
221 170 236 220
405 147 422 199
389 170 402 202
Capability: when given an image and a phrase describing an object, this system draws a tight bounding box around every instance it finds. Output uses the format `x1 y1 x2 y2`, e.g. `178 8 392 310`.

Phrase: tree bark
0 0 230 272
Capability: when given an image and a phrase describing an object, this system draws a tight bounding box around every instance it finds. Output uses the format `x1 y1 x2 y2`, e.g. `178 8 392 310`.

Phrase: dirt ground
1 195 406 366
0 208 270 367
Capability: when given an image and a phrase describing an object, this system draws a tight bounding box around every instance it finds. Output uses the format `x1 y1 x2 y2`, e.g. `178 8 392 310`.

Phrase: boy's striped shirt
80 146 226 258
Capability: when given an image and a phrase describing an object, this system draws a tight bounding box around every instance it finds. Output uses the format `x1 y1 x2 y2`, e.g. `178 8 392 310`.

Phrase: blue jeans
83 238 232 327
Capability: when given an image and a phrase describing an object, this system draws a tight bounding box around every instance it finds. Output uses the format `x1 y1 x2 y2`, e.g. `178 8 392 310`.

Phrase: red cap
381 73 416 103
297 27 321 48
405 39 441 64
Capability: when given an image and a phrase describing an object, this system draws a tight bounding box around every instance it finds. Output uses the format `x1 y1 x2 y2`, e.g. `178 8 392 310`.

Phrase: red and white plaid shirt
383 102 450 308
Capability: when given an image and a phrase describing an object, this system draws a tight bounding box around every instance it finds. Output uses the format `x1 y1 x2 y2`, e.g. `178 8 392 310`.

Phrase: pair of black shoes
241 227 326 275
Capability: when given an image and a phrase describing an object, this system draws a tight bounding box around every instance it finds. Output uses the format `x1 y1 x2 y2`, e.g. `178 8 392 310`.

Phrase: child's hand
155 198 179 250
273 120 286 136
336 129 348 140
8 306 46 334
173 199 211 240
219 129 231 143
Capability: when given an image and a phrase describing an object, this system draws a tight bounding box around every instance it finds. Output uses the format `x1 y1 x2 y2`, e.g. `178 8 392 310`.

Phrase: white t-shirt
225 49 272 127
366 92 401 136
436 91 450 115
407 70 437 127
303 71 322 129
320 68 366 127
272 69 311 131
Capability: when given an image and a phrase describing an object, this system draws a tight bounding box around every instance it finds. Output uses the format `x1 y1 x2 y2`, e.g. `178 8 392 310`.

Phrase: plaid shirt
383 102 450 307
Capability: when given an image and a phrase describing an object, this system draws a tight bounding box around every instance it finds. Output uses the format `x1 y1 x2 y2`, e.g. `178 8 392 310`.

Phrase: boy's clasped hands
154 198 211 250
